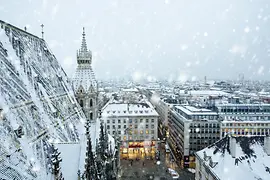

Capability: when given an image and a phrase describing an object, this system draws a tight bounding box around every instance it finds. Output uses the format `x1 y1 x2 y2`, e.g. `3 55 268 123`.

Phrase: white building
101 102 159 159
195 136 270 180
73 28 98 122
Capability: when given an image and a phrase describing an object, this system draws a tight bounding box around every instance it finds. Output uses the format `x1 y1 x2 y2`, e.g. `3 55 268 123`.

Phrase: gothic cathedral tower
73 28 98 122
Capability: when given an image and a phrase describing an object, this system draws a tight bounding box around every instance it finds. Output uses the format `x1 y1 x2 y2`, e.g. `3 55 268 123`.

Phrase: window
107 120 109 123
118 119 121 123
112 119 115 123
129 119 132 123
124 125 126 128
151 119 154 123
123 136 127 140
146 119 149 123
112 125 115 129
135 119 138 123
118 131 121 134
118 125 121 129
90 112 93 120
123 119 126 123
146 130 149 134
90 99 93 107
146 125 149 128
140 119 143 123
140 130 143 134
80 100 83 107
151 124 154 129
135 125 138 129
113 131 115 134
107 125 110 129
151 130 154 134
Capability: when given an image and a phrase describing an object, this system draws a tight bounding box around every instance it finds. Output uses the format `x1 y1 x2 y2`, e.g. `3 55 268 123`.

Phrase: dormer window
145 110 148 113
123 111 126 113
107 111 110 114
113 111 116 114
140 111 143 113
135 111 138 113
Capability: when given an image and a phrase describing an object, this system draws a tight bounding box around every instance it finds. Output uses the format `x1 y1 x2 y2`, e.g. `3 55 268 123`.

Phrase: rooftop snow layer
102 102 159 117
55 118 115 180
0 20 86 179
73 64 97 92
196 136 270 180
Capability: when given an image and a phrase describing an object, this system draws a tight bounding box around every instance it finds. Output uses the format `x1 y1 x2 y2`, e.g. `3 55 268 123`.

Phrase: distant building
216 104 270 138
73 28 98 122
168 105 220 168
195 136 270 180
101 102 159 159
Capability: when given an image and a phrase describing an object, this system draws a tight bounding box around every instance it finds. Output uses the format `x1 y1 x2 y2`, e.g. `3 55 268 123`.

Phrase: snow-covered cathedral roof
73 28 97 92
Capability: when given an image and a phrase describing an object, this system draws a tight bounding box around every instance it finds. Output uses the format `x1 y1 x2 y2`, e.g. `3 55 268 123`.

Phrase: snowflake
257 66 264 75
165 0 170 4
181 44 188 51
244 27 250 33
255 26 260 31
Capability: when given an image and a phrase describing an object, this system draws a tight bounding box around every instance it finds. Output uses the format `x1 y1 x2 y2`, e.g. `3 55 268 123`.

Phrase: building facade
168 105 220 168
216 104 270 138
73 28 98 122
101 102 159 159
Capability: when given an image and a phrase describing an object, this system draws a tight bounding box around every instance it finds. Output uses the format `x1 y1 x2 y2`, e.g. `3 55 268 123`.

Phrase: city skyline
1 0 270 81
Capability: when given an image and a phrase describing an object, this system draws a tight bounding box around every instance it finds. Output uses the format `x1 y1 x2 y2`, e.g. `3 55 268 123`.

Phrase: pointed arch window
90 112 93 120
90 99 93 107
80 100 83 107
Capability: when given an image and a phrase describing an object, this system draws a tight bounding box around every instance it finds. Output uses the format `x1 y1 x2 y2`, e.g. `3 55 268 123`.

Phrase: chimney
264 136 270 156
230 136 236 158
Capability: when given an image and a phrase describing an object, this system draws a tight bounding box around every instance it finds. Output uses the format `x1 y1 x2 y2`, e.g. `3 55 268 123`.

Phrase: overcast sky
1 0 270 81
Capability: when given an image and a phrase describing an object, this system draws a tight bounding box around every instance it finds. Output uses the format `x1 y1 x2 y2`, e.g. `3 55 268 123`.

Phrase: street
120 143 195 180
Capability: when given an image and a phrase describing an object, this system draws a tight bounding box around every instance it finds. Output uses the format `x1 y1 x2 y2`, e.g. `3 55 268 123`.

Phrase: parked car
165 144 170 153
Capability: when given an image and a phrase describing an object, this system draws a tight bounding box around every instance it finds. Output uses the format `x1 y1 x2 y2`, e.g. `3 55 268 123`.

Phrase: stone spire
77 27 92 65
81 27 88 53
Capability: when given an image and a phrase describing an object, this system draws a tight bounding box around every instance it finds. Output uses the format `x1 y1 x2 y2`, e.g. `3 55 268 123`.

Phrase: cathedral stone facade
73 28 98 122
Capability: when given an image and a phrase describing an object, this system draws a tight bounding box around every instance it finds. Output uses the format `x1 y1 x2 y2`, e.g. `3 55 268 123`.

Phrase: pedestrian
143 162 145 166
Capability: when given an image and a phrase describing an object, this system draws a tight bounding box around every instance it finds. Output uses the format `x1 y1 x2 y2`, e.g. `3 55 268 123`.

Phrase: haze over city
1 0 270 81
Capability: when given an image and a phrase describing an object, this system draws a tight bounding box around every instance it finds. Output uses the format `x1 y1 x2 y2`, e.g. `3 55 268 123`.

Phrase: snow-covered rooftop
196 136 270 180
73 64 97 92
102 102 159 117
175 105 218 116
181 90 229 96
0 20 86 179
55 118 115 180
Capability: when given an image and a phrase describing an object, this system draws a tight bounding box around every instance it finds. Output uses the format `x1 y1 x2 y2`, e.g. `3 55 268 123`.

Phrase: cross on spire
81 27 88 52
41 24 44 39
